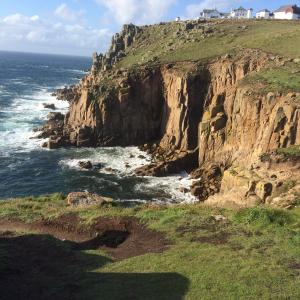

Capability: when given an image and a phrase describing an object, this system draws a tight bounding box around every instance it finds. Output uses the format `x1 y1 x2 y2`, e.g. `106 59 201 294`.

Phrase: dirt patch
191 232 231 245
288 262 300 270
176 218 229 236
176 220 231 246
0 215 169 261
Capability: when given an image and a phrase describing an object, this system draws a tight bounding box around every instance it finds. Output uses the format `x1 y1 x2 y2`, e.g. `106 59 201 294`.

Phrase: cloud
95 0 177 24
186 0 241 18
54 3 84 22
0 13 111 56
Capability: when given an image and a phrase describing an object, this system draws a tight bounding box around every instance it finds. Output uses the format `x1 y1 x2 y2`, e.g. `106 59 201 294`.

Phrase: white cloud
186 0 241 18
54 3 83 22
95 0 177 24
0 13 111 56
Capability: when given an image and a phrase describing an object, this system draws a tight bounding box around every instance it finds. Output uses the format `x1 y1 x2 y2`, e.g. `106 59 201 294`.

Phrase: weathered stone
255 181 273 201
48 112 64 121
212 215 227 222
78 161 93 170
211 113 227 132
43 103 56 110
66 192 113 207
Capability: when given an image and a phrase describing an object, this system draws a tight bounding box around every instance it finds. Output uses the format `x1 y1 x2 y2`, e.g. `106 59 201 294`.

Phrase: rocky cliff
42 20 300 207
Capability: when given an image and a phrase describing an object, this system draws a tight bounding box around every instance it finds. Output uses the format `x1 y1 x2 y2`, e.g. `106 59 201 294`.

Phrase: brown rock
43 103 56 110
66 192 113 207
78 161 93 170
255 181 273 201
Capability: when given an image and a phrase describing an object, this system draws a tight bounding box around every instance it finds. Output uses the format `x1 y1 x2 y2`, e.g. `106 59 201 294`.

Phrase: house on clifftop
230 7 253 19
256 9 271 19
200 9 221 19
274 5 300 20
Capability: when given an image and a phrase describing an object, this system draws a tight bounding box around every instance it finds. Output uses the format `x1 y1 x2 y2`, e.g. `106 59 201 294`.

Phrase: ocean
0 51 195 203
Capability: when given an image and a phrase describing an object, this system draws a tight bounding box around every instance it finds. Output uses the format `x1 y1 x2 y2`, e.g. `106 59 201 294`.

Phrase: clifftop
91 19 300 71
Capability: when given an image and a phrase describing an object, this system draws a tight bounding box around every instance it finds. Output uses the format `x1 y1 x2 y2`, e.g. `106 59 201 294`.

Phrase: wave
0 88 69 155
59 147 198 204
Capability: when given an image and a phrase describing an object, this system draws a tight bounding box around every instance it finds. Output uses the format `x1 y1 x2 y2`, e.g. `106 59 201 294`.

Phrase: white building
256 9 271 19
200 9 221 19
230 7 253 19
274 5 300 20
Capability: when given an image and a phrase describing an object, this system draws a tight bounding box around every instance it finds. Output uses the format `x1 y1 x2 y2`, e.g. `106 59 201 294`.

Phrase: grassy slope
119 20 300 68
1 194 300 299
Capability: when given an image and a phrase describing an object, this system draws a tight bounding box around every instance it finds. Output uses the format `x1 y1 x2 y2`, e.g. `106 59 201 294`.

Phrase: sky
0 0 297 57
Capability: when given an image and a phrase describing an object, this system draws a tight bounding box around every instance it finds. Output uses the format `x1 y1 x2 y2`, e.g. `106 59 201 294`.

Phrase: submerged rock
43 103 56 110
78 161 93 170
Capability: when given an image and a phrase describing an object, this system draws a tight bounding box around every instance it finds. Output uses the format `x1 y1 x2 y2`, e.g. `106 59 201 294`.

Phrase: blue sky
0 1 297 56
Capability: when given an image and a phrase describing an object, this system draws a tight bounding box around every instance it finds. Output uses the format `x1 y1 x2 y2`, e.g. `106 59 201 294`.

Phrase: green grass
117 20 300 69
243 61 300 94
0 193 67 222
1 195 300 299
277 145 300 158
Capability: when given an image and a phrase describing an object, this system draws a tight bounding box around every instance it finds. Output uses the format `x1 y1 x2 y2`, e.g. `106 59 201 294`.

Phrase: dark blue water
0 51 193 203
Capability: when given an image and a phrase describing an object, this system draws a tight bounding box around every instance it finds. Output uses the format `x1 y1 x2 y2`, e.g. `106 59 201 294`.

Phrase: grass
243 61 300 94
117 20 300 69
1 195 300 299
277 145 300 158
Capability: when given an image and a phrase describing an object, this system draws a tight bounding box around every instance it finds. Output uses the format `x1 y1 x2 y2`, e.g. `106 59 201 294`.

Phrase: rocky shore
36 20 300 206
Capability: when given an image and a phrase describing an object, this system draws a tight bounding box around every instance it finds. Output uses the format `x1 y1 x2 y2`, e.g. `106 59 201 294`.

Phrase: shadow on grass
0 233 189 300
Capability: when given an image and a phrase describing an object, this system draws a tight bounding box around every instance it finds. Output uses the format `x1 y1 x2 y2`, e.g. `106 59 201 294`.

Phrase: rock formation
91 24 141 73
43 21 300 206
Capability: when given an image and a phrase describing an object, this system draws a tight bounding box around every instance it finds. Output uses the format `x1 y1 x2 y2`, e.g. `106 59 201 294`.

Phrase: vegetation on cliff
117 19 300 68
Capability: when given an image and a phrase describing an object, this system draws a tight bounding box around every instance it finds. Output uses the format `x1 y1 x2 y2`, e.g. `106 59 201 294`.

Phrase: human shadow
0 233 189 300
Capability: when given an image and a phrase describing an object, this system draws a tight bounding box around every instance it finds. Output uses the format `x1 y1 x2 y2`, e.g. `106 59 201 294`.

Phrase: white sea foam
0 87 69 155
59 147 198 204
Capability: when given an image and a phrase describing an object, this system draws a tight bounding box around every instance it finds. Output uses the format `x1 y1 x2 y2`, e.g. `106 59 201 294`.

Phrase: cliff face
91 24 141 73
66 68 164 146
198 53 300 167
45 39 300 205
64 49 300 165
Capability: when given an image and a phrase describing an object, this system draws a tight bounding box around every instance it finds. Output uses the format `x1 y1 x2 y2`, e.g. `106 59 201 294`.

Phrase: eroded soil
0 214 170 260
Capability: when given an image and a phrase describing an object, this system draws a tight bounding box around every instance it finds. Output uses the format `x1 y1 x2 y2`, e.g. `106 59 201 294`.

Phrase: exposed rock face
63 49 300 160
44 45 300 205
54 86 79 102
91 24 141 73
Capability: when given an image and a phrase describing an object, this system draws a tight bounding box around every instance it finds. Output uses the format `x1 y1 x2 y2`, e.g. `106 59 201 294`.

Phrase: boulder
255 181 273 201
43 103 56 110
48 112 64 121
67 192 113 207
48 137 63 149
78 161 93 170
212 215 227 222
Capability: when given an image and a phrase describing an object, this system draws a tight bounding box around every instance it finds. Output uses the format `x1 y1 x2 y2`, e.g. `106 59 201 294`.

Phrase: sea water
0 51 196 203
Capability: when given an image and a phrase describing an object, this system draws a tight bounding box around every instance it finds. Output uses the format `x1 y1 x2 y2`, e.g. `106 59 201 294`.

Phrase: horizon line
0 49 91 59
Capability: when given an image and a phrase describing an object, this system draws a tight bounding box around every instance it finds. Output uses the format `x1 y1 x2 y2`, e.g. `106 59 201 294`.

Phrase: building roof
257 9 270 13
274 5 300 14
202 9 219 13
233 6 246 12
232 6 253 12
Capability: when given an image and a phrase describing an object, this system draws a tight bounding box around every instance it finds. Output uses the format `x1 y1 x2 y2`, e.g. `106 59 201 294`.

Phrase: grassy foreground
0 194 300 299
